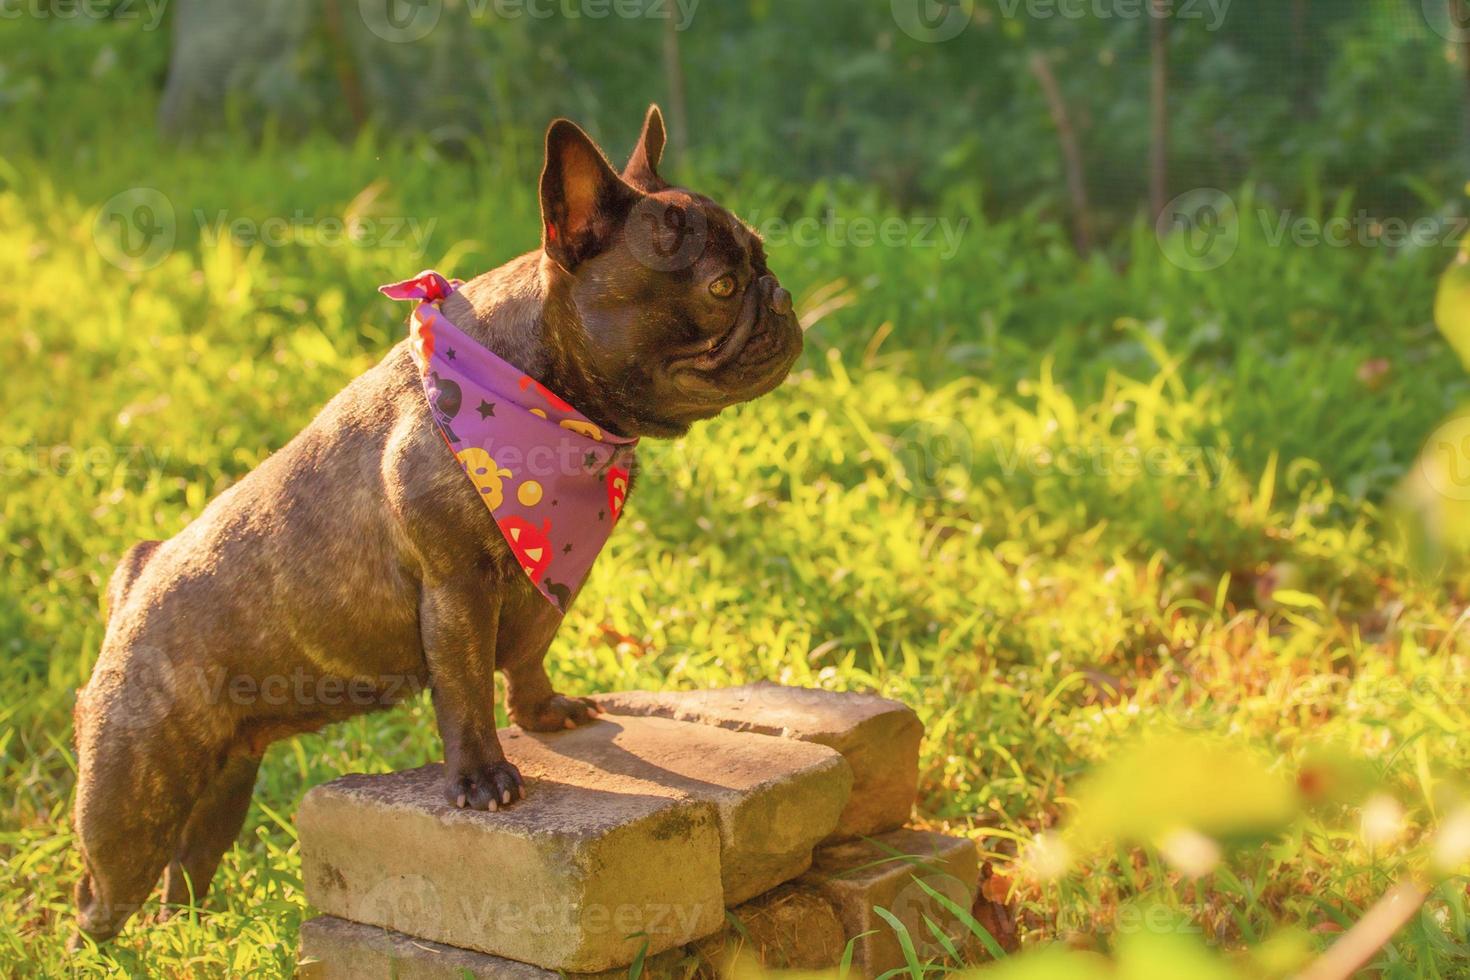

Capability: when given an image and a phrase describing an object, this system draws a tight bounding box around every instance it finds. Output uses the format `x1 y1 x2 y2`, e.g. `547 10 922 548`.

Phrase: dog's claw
444 759 525 811
516 693 606 733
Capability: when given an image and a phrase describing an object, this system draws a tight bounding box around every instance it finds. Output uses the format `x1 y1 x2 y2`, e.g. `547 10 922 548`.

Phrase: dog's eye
709 275 736 299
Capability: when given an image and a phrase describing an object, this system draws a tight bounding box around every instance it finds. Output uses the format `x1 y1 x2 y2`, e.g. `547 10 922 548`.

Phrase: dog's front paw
513 694 602 733
444 759 524 811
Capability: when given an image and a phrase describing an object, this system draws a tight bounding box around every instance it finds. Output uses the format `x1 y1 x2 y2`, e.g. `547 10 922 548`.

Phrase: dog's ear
623 104 668 192
540 119 642 271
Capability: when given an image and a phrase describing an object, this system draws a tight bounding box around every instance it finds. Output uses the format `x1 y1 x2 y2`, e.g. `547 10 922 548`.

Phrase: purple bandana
381 271 637 612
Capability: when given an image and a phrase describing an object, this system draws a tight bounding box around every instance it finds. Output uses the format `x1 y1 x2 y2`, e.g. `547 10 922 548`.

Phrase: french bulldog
71 105 802 944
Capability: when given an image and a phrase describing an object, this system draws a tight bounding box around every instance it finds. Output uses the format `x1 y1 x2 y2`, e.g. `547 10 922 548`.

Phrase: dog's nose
768 283 793 317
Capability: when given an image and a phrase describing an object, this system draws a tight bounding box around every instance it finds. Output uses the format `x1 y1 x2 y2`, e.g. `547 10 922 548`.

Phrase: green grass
7 28 1470 980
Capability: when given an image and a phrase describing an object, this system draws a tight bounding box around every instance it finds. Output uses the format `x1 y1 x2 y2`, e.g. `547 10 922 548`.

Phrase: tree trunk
323 0 367 132
662 16 691 169
1455 0 1470 181
1029 52 1093 255
1148 0 1171 221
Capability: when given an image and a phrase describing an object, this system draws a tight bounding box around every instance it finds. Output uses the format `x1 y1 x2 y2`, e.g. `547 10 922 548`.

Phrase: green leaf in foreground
1066 733 1299 854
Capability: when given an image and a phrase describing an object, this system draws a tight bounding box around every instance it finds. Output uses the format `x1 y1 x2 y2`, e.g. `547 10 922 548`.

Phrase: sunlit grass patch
4 100 1470 978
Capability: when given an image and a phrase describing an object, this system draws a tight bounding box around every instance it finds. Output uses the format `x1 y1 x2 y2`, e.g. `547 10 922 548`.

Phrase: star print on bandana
380 271 638 612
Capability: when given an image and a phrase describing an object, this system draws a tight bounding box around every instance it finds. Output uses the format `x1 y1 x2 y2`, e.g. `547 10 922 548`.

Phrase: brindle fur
70 106 802 945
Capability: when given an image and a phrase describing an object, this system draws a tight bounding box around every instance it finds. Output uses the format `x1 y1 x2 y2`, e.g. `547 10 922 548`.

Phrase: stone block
799 828 979 978
689 885 847 973
500 716 852 904
596 683 921 840
297 915 694 979
298 715 852 971
297 763 724 974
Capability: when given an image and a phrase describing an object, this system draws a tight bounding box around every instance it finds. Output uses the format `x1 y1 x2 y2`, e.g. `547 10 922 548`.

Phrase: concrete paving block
297 762 724 974
799 828 979 978
595 683 921 839
500 716 853 904
298 714 851 971
297 915 695 979
689 884 848 973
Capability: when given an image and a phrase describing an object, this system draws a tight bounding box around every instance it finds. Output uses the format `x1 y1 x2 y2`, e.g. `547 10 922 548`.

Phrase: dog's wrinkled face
538 106 803 438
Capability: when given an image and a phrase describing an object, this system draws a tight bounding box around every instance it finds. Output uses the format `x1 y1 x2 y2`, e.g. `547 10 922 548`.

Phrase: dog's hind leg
105 540 160 623
160 753 260 913
70 698 217 946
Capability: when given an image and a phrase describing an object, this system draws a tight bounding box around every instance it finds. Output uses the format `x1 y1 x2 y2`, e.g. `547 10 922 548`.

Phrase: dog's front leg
498 597 603 733
421 578 523 810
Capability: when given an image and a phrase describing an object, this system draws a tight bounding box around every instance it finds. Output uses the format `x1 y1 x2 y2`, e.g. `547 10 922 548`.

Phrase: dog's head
538 106 802 438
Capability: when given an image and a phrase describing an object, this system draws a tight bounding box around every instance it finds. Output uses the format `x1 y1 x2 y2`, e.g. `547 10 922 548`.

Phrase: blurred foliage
1064 734 1298 852
3 0 1469 225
